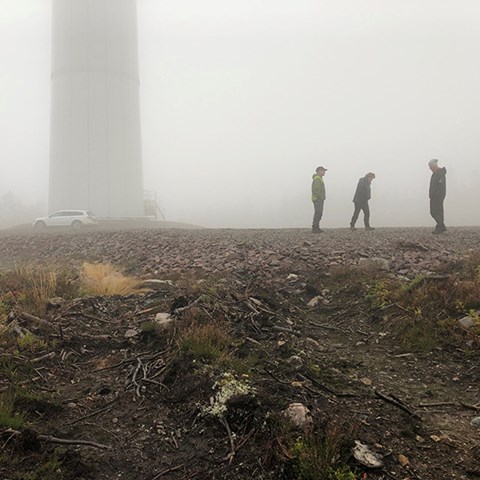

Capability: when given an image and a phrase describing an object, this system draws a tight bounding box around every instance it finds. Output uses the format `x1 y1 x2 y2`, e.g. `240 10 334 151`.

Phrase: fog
1 0 480 228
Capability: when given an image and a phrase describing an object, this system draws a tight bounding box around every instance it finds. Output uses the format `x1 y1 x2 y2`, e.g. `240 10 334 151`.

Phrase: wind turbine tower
49 0 144 218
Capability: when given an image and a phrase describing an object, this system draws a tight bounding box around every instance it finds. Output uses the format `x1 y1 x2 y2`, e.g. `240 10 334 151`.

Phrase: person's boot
365 225 375 230
350 222 356 231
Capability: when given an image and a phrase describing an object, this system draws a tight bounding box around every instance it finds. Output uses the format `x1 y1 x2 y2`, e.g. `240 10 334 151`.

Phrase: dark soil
1 227 480 480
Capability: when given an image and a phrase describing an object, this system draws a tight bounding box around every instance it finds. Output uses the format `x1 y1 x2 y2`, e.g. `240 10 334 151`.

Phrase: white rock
307 296 322 307
459 316 478 329
155 312 174 329
283 402 312 429
352 441 384 468
305 337 320 349
124 329 138 338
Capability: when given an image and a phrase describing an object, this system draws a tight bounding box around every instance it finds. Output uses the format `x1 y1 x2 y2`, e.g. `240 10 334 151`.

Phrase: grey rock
47 297 64 309
287 355 303 369
470 417 480 427
305 337 320 349
359 257 390 270
140 279 174 290
459 315 478 329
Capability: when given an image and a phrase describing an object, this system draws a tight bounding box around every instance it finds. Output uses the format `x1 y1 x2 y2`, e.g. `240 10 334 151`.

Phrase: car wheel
72 220 82 229
34 221 46 229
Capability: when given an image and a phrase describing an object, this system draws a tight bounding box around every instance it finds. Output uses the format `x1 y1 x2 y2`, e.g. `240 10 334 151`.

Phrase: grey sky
1 0 480 227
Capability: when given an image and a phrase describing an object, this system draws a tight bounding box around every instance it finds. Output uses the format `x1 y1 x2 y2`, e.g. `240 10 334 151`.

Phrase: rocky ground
1 226 480 480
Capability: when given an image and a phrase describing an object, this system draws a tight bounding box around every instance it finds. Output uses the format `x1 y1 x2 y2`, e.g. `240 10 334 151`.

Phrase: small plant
4 264 59 316
329 467 364 480
400 275 426 293
223 352 259 375
366 280 390 309
80 262 143 296
179 322 232 362
0 393 25 429
329 264 384 293
18 447 68 479
283 421 358 480
17 333 47 352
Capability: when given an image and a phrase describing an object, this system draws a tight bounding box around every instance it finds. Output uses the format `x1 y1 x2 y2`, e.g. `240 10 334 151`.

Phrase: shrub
275 419 359 480
367 266 480 351
178 322 232 362
80 262 143 296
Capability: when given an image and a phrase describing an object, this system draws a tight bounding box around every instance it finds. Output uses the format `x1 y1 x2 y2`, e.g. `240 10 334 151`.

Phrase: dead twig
309 320 341 332
151 464 184 480
38 433 110 449
299 373 357 398
417 402 455 408
460 401 480 411
64 397 120 426
263 368 292 386
19 312 53 329
130 357 143 396
3 429 109 450
221 417 236 464
32 352 56 363
375 390 422 420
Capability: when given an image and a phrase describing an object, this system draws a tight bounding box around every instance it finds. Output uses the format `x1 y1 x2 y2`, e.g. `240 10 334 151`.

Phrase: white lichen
201 372 255 418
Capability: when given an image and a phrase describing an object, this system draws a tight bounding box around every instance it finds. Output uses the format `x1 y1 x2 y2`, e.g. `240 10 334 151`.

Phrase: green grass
179 322 232 361
272 414 359 480
0 394 26 429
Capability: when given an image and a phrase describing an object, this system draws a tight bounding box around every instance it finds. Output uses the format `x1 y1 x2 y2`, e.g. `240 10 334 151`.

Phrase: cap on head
366 172 376 179
316 166 327 172
428 159 439 168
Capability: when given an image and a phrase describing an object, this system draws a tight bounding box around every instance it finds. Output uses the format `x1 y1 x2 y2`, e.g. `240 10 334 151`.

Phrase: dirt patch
1 227 480 479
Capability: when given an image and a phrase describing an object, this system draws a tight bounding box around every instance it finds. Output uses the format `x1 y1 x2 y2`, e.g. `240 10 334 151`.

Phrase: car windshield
86 211 95 218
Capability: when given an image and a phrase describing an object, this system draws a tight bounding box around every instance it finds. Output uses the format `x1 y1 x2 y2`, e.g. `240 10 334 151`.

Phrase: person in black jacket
429 159 447 234
350 172 376 231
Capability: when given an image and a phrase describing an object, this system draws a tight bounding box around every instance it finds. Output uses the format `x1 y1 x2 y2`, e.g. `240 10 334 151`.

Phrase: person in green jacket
311 166 327 233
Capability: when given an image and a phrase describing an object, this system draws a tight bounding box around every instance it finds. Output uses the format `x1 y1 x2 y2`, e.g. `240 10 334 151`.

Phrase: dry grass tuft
10 265 58 316
80 262 143 296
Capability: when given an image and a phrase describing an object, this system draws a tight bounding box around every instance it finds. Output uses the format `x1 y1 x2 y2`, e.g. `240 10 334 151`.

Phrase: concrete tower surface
49 0 144 218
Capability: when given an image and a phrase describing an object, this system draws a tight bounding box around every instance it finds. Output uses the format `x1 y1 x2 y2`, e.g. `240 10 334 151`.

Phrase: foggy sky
1 0 480 228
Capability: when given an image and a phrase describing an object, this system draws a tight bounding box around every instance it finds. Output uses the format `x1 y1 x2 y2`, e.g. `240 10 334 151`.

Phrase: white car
33 210 98 229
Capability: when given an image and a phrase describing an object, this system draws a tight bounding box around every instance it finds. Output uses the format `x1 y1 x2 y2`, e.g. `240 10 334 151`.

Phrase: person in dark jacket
350 172 376 230
429 159 447 234
311 166 327 233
